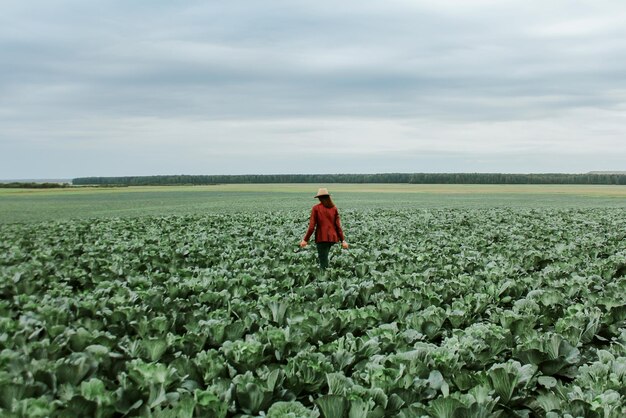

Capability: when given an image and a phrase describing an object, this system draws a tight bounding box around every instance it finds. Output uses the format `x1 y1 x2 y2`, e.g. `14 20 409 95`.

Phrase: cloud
1 0 625 177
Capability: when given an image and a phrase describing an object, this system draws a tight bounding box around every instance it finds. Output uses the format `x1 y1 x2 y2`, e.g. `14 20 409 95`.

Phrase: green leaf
55 353 94 386
397 403 429 418
221 339 267 372
531 393 562 413
326 372 353 396
80 378 111 405
387 393 405 412
428 370 450 397
348 399 370 418
10 396 61 418
286 352 334 393
427 397 464 418
428 370 445 390
85 344 110 358
193 349 227 383
235 382 272 415
194 389 227 417
267 401 320 418
148 385 168 409
268 299 289 325
0 377 24 409
488 367 517 404
154 394 196 418
141 337 168 362
537 376 557 388
316 395 349 418
456 403 504 418
69 328 93 351
264 368 282 392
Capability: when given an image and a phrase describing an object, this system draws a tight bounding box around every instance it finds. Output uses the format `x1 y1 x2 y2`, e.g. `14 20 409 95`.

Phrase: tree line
72 173 626 185
0 182 71 189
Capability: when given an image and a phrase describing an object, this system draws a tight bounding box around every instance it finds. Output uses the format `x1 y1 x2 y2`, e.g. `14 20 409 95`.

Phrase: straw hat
314 187 330 198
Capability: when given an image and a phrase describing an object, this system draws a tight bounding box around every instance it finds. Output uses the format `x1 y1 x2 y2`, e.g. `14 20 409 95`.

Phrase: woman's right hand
342 240 349 249
299 240 308 248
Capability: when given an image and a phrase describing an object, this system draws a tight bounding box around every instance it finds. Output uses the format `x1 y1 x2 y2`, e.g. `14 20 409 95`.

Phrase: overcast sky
1 0 625 178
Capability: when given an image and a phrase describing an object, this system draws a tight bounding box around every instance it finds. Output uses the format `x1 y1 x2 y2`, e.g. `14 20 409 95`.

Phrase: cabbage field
1 207 625 417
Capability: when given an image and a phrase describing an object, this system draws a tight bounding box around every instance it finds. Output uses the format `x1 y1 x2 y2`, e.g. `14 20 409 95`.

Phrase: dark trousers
316 242 334 269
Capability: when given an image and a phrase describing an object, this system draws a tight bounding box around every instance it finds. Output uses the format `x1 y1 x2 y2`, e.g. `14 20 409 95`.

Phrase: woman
300 188 349 269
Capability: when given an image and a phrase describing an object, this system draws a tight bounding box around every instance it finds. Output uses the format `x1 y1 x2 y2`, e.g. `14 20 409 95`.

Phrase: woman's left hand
299 240 308 248
342 240 349 249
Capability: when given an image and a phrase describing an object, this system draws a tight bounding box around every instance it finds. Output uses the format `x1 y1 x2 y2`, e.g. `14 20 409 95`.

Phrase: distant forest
72 173 626 185
0 182 70 189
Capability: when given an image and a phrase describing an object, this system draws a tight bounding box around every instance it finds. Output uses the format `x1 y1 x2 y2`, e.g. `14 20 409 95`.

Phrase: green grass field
1 184 625 223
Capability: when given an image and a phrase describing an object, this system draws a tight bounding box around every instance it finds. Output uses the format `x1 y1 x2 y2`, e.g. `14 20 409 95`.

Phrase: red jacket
304 203 345 243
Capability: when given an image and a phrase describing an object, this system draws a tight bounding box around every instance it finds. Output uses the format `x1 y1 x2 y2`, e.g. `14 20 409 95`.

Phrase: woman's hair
318 195 335 208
